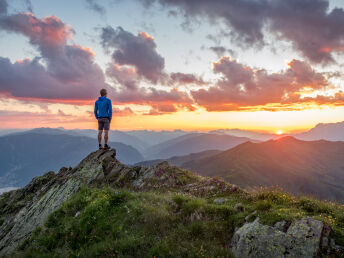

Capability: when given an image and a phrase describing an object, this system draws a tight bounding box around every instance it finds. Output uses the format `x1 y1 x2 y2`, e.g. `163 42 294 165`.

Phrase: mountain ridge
0 148 343 257
182 136 344 202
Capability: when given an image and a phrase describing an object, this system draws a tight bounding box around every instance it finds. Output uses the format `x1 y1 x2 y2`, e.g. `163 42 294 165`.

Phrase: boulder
0 149 117 255
231 217 333 258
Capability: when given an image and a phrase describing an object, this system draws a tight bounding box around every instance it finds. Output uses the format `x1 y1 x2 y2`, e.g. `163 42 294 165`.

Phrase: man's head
100 88 107 97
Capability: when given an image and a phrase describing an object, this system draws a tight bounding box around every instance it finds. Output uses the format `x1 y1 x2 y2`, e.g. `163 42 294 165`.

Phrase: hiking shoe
99 144 103 150
104 144 110 149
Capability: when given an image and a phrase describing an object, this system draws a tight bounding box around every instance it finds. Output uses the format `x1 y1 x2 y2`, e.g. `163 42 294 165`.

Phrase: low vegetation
14 184 344 257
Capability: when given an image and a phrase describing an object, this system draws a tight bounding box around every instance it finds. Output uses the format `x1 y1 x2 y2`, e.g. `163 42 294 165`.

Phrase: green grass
15 187 237 257
13 186 344 257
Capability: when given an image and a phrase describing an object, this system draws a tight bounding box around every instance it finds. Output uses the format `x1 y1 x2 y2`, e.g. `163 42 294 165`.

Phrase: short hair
100 89 107 96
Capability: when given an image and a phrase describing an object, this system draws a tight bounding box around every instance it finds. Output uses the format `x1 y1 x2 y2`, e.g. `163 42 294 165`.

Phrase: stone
234 203 245 212
231 217 326 258
214 198 227 204
274 220 289 232
244 210 257 222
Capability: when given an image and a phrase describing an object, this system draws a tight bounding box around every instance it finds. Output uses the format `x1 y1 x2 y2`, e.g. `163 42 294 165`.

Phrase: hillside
183 136 344 202
144 133 256 160
0 149 343 257
136 149 222 167
0 132 143 187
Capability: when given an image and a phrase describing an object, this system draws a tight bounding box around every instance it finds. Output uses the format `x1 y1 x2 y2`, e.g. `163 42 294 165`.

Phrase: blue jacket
94 96 112 120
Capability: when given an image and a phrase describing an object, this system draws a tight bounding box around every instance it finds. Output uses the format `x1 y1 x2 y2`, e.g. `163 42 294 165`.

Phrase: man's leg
104 130 109 145
98 130 103 145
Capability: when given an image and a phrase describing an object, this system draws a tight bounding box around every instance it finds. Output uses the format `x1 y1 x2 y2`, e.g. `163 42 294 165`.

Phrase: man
94 88 112 149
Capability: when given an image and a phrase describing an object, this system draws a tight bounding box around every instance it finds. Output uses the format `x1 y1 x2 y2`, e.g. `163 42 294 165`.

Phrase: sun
276 129 283 135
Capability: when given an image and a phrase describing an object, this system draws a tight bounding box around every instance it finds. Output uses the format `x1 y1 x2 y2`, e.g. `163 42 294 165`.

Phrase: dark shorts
98 118 110 131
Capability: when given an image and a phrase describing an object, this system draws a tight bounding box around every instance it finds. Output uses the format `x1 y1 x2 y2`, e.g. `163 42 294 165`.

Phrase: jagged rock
0 149 116 255
0 148 240 256
231 217 332 258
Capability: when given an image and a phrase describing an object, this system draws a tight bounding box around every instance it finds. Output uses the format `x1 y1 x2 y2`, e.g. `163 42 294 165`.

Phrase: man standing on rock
94 88 112 150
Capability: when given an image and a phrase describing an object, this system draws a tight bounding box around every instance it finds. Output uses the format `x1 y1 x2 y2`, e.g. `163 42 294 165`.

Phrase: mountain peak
0 148 240 255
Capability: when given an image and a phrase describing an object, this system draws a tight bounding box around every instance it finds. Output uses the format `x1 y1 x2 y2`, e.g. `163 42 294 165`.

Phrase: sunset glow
277 130 283 135
1 0 344 132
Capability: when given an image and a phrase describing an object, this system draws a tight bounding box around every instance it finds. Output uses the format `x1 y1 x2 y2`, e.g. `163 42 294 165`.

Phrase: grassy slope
183 137 344 201
13 184 344 257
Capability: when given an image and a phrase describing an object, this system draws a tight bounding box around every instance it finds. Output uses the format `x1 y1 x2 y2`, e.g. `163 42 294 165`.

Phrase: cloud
209 46 235 58
112 86 195 113
113 107 135 116
101 26 165 83
84 0 106 16
0 0 7 15
23 0 33 12
138 0 344 63
0 110 93 128
191 56 336 111
169 72 206 86
0 8 108 102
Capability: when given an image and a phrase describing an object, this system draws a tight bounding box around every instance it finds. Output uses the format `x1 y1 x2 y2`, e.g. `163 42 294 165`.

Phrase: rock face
0 149 116 255
231 217 340 257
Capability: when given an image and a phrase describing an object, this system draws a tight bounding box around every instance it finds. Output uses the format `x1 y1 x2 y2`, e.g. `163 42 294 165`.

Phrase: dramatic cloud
191 56 336 111
101 25 199 114
139 0 344 63
0 8 107 102
112 86 195 114
101 26 165 83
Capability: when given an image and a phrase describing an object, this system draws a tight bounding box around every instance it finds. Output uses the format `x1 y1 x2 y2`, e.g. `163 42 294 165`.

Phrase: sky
1 0 344 133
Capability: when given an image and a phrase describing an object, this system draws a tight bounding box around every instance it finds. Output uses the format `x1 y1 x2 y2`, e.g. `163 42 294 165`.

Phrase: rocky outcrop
231 217 343 257
0 149 238 255
0 148 343 257
0 149 116 255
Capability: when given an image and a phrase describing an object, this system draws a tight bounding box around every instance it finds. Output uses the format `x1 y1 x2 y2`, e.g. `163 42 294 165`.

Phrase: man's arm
108 100 112 121
94 101 98 119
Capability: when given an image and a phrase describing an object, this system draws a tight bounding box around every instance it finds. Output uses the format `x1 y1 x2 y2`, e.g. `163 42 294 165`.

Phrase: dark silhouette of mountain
143 133 257 160
0 132 143 187
136 149 222 167
16 128 149 152
294 121 344 141
182 136 344 202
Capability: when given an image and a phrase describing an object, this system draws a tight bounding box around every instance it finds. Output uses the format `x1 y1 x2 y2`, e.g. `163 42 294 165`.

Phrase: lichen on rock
231 217 341 257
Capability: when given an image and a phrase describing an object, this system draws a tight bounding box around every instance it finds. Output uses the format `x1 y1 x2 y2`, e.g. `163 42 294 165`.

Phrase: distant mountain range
294 121 344 141
0 132 143 187
210 129 277 141
16 128 149 152
177 137 344 202
143 133 258 160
